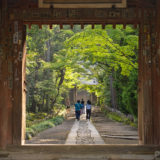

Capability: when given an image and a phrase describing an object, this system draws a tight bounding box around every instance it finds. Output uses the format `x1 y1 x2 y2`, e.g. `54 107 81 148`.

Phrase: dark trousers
86 109 91 120
75 110 80 120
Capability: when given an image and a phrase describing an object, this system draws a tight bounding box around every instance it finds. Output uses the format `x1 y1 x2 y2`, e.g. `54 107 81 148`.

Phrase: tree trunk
109 73 117 109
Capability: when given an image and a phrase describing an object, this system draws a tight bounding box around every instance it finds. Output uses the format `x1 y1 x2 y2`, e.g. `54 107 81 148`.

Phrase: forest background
26 25 138 133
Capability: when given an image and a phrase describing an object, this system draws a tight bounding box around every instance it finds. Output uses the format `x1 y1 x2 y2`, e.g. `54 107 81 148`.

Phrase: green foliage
26 115 64 140
101 106 137 128
65 25 138 117
26 24 138 122
114 69 138 117
26 25 77 113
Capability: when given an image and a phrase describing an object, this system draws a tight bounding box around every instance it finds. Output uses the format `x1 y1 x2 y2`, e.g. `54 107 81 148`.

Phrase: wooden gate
0 0 160 149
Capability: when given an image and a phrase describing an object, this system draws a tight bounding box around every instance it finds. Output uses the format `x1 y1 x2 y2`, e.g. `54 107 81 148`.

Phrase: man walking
75 100 81 121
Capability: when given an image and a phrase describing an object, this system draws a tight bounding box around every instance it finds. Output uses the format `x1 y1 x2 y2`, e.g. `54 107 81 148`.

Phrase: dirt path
92 107 138 144
25 108 75 144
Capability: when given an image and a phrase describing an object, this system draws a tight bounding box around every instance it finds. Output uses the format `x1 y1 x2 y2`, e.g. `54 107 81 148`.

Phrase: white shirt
86 104 91 110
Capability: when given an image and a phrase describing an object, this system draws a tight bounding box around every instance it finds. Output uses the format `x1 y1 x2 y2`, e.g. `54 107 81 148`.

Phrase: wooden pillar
0 21 26 148
138 9 155 144
138 23 143 144
138 5 160 145
151 0 160 145
12 21 26 145
0 0 14 149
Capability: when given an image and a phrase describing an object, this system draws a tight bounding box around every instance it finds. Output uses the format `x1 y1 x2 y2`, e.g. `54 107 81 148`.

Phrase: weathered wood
138 4 160 144
138 23 143 145
22 25 27 145
151 0 160 145
12 8 152 25
0 0 14 149
0 145 160 160
12 21 26 145
1 0 160 148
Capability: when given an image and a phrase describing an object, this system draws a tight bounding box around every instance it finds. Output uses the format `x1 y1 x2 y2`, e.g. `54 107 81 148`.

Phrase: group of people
75 99 92 121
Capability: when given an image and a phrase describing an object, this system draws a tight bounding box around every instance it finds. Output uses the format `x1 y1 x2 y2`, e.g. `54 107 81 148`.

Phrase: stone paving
65 114 105 144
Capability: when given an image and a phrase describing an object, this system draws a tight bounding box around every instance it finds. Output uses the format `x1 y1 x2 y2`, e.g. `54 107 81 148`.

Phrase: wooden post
138 6 160 144
0 0 14 149
138 8 155 144
12 21 26 145
138 23 143 144
151 0 160 144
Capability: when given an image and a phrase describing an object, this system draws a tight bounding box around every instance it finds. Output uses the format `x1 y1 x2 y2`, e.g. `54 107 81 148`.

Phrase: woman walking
86 100 92 120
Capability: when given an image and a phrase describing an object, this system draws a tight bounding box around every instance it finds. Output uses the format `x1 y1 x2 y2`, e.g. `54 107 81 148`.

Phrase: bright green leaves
26 24 138 118
66 25 138 77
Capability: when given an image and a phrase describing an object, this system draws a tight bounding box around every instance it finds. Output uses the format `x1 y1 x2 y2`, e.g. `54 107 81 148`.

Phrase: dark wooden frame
1 0 160 150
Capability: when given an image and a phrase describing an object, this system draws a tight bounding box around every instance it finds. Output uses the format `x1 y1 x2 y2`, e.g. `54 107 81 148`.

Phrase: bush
25 115 64 140
101 106 137 128
26 128 36 140
31 121 55 134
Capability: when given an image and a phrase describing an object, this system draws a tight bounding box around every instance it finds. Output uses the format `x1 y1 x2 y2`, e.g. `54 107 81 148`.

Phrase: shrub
101 106 137 128
25 115 64 140
31 121 55 134
26 128 36 140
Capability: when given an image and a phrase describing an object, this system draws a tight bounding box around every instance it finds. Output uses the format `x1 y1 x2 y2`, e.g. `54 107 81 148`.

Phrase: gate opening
24 24 139 145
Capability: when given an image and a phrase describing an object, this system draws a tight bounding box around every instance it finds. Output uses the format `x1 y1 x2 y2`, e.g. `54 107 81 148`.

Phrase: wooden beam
12 8 155 25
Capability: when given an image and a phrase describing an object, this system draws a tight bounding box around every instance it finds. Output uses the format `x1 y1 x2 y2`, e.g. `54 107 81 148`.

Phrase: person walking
86 100 92 120
81 99 85 114
75 100 81 121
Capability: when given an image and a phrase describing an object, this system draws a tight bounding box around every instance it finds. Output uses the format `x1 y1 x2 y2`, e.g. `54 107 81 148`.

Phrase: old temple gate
0 0 160 155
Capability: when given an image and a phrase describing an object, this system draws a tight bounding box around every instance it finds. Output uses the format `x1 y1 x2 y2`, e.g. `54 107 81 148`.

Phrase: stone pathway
65 114 105 144
92 107 138 144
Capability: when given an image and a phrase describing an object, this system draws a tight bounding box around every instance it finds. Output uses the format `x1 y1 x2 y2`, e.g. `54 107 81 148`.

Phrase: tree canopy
26 24 138 118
